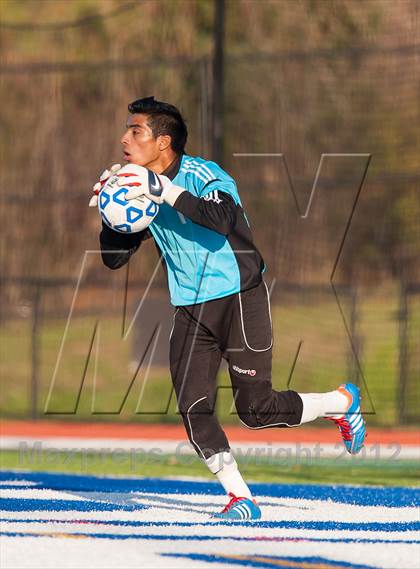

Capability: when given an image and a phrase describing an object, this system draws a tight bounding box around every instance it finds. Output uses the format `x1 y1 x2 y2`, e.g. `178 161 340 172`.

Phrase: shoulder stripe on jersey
194 161 217 181
180 167 211 185
181 162 215 181
182 158 201 169
182 159 217 182
180 164 216 184
181 163 210 175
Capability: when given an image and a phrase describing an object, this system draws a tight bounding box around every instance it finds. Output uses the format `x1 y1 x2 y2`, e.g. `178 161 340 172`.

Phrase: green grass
1 449 418 487
1 286 418 427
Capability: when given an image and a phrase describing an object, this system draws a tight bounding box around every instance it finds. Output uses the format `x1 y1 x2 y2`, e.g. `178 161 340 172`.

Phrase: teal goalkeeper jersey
100 153 265 306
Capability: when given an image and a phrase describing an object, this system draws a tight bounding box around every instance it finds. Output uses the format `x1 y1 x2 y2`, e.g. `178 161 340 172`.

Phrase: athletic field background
1 5 419 568
1 282 418 427
1 0 419 429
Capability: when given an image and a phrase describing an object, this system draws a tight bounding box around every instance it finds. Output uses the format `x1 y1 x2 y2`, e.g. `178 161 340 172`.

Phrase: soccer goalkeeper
90 96 366 520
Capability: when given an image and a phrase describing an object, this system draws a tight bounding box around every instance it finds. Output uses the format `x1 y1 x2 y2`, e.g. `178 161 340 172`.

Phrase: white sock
205 451 252 499
298 388 349 424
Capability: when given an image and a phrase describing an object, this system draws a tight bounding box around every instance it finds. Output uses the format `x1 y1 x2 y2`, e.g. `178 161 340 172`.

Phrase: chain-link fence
0 6 418 425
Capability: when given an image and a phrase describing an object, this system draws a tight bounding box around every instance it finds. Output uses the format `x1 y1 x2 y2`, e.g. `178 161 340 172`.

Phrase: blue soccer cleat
213 492 262 521
325 383 366 454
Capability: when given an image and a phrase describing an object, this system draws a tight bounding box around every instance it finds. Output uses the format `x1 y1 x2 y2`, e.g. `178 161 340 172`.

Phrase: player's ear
158 134 172 151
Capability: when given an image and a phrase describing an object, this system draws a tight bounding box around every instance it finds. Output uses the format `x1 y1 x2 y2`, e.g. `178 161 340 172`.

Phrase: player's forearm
171 190 237 235
99 222 145 270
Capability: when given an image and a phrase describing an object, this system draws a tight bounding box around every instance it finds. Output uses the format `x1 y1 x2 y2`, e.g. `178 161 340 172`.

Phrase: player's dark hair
128 96 188 154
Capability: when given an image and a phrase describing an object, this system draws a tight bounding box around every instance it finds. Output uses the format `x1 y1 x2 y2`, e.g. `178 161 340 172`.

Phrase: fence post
346 286 362 385
200 58 211 157
212 0 225 165
30 283 41 420
397 279 408 424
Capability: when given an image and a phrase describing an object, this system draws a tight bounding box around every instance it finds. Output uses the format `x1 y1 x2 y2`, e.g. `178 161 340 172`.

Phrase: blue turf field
1 470 419 569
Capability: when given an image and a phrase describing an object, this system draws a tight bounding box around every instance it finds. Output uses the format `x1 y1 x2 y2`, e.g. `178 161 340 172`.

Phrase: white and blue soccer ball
98 164 159 233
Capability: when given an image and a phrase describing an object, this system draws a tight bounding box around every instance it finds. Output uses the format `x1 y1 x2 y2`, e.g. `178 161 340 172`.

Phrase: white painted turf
1 472 419 569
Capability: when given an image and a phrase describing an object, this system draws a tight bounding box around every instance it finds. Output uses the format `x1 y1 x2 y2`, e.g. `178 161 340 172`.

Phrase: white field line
1 532 419 569
1 482 419 569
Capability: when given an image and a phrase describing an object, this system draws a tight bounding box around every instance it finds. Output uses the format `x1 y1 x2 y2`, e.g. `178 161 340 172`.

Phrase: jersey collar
161 153 183 181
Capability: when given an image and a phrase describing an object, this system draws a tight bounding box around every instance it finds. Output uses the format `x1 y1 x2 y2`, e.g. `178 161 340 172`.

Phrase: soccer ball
98 164 159 233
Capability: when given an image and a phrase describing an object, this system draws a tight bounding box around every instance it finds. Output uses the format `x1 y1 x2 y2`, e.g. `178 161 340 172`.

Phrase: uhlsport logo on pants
232 365 256 377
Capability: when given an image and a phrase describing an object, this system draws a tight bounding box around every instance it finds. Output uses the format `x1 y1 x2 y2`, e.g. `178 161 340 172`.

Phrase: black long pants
169 279 303 460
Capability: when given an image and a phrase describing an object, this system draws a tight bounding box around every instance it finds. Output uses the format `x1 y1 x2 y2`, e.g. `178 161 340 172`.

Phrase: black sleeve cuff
100 222 146 249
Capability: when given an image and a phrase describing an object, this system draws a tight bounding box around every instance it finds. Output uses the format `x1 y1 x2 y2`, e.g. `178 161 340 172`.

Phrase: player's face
120 114 160 168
